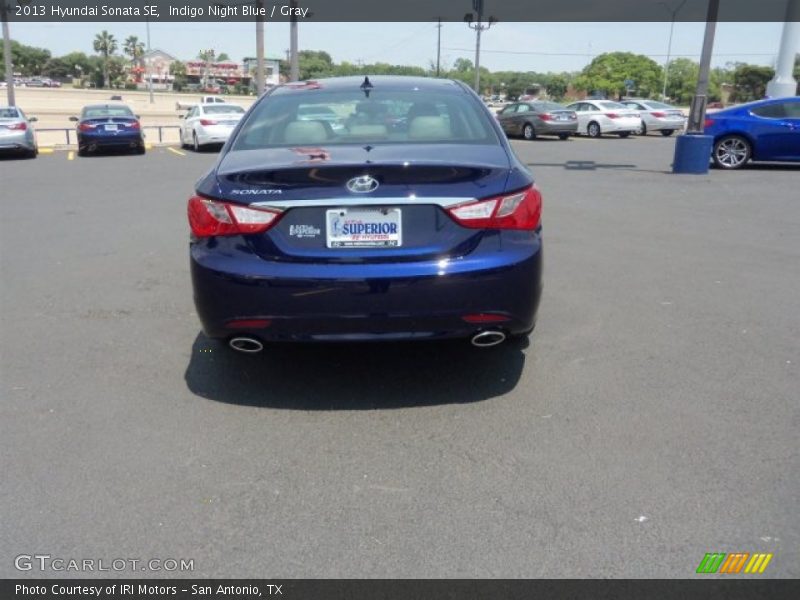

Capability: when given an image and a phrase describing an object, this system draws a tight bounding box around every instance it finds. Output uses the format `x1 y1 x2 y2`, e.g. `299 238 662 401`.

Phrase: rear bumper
78 132 144 149
538 122 578 135
604 118 640 133
0 132 34 151
646 118 686 131
196 126 235 146
191 231 543 342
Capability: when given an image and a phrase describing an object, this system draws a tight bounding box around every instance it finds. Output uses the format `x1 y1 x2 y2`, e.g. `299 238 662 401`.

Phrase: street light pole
255 0 265 93
289 0 299 82
2 0 15 106
435 17 442 77
660 0 688 101
464 0 496 94
145 17 154 103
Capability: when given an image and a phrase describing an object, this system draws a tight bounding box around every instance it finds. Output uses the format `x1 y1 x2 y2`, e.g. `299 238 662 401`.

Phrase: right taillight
188 196 283 237
199 119 218 126
704 118 714 129
446 185 542 230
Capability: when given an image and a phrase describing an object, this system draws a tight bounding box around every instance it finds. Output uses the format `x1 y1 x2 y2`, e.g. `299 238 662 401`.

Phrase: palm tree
123 35 145 67
93 30 118 88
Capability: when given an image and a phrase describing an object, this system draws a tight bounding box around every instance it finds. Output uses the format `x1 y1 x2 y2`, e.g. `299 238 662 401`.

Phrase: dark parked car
188 76 543 352
497 101 578 140
70 104 145 156
704 97 800 169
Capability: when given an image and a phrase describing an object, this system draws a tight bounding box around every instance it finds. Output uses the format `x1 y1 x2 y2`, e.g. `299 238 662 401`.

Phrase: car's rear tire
660 129 675 136
558 133 570 140
136 145 146 155
618 131 631 138
25 147 38 159
587 121 601 138
636 122 647 136
712 135 751 169
193 132 201 152
522 123 536 140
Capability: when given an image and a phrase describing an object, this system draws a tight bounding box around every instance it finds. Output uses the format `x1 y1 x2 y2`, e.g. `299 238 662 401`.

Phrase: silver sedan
621 99 686 136
180 103 246 151
0 106 38 158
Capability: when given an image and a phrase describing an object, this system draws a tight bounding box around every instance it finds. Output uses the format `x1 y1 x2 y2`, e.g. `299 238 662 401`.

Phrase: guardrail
35 125 182 145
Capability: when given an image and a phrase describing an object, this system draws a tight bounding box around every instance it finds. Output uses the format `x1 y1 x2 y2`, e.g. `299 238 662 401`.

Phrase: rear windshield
645 101 673 109
232 89 498 149
203 105 245 115
0 108 20 119
82 106 134 118
598 101 626 110
533 102 568 111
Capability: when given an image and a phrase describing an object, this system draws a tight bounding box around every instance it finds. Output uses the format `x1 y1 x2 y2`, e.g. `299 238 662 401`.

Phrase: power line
442 46 776 58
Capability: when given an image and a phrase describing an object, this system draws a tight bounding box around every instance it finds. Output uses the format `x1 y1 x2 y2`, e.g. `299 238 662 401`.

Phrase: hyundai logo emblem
346 175 379 194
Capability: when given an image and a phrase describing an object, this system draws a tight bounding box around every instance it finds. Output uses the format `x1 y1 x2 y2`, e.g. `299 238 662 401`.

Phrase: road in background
1 138 797 577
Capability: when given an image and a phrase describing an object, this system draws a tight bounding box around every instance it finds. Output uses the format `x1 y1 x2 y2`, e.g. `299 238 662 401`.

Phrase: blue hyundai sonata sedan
189 76 543 352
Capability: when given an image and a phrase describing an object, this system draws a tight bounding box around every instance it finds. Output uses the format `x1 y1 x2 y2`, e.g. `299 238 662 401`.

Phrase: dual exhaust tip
228 330 507 353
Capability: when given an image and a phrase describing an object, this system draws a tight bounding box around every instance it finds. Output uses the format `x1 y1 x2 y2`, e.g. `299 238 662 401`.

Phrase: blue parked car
704 97 800 169
188 76 543 352
70 104 145 156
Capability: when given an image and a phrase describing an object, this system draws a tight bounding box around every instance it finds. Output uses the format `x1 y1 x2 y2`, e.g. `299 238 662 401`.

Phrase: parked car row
496 98 688 140
2 91 798 170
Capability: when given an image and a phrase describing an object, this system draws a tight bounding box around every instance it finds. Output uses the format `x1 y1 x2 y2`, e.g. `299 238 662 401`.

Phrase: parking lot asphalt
1 136 798 578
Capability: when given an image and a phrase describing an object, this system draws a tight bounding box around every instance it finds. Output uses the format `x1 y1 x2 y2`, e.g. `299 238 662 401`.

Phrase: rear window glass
0 108 20 118
82 106 134 118
598 101 626 110
232 89 498 149
203 105 245 115
533 102 567 111
645 101 672 109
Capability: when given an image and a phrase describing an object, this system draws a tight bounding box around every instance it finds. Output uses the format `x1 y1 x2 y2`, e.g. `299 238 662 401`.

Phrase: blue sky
8 21 787 73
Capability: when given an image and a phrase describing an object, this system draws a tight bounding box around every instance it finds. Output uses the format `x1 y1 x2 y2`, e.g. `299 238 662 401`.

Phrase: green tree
93 30 118 88
0 41 51 77
732 63 774 102
41 57 71 79
574 52 662 99
664 58 699 104
170 60 187 91
546 74 569 100
216 52 231 62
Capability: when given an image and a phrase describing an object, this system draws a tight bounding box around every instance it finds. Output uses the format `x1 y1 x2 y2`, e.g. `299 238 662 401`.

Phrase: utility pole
766 0 799 98
686 0 719 133
435 17 442 77
659 0 688 101
289 0 299 81
464 0 496 94
672 0 719 174
2 0 15 106
145 17 154 103
254 0 265 93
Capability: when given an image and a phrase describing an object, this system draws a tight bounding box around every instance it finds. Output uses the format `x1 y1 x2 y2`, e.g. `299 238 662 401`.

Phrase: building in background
140 49 178 90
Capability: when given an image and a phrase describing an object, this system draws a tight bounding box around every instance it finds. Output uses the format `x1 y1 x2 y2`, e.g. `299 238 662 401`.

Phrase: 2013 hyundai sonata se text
188 76 543 352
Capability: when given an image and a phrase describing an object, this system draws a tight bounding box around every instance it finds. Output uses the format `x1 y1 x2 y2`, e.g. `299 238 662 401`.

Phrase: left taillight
8 122 27 131
187 196 283 237
446 185 542 230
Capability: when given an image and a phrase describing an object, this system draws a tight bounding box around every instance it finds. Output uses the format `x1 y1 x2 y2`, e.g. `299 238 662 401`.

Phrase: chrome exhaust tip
470 330 507 348
228 336 264 353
